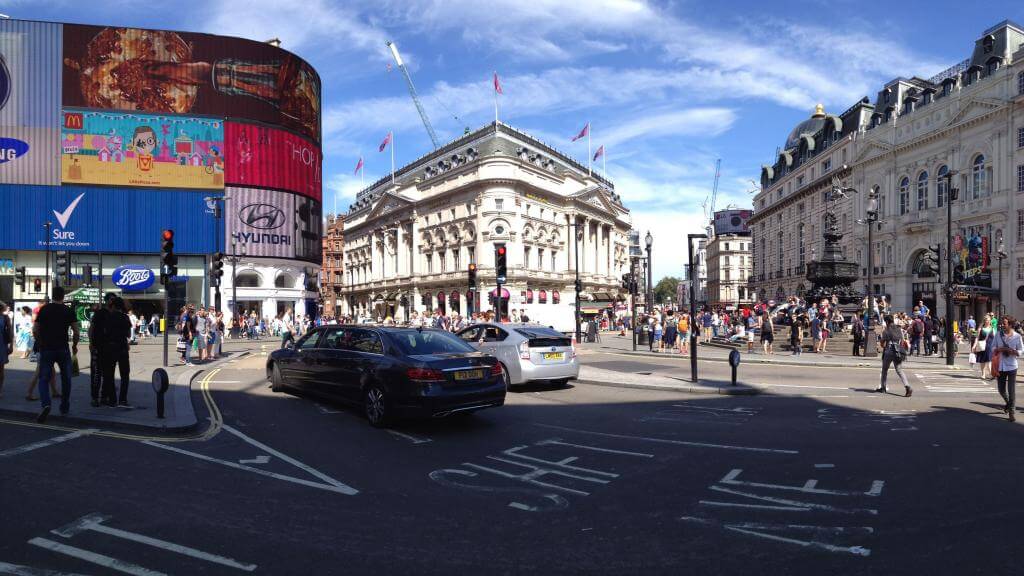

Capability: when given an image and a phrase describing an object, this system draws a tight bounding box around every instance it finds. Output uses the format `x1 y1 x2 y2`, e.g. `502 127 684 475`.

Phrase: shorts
747 332 754 342
195 334 208 349
761 332 774 343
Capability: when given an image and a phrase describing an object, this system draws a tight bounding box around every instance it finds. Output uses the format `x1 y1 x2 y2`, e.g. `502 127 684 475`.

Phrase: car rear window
515 327 571 348
390 330 476 355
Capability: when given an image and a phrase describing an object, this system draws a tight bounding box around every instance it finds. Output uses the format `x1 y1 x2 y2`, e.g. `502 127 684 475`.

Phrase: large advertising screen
225 187 295 259
226 122 321 200
61 109 225 189
713 209 752 235
953 233 992 287
294 194 323 263
62 25 321 142
0 20 61 186
0 184 216 253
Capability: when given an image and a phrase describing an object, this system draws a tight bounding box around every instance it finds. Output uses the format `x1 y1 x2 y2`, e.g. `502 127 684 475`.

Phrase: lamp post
229 241 247 326
645 231 653 312
997 234 1007 317
43 221 52 300
205 195 227 312
688 233 708 382
855 187 880 357
942 170 960 366
568 215 582 344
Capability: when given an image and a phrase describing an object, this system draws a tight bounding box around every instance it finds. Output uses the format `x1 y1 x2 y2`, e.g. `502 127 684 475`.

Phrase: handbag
175 337 187 352
974 337 987 353
969 352 977 364
991 351 1001 379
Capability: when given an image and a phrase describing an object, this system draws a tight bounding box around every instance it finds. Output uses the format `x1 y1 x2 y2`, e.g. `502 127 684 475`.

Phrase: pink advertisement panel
225 121 321 201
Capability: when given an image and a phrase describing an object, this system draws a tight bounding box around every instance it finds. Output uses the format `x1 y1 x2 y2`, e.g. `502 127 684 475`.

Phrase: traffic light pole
44 221 51 300
944 172 957 366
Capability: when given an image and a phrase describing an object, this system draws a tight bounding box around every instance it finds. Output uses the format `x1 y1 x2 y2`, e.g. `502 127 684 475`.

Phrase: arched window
936 165 949 207
235 272 261 288
274 273 295 289
972 154 987 199
917 171 928 211
899 177 910 215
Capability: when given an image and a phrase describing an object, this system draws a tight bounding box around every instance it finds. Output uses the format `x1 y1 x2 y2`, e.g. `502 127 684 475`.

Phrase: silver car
456 323 579 388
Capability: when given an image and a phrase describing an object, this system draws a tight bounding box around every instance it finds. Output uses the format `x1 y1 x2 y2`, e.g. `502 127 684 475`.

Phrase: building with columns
321 214 344 318
752 19 1024 321
340 122 633 323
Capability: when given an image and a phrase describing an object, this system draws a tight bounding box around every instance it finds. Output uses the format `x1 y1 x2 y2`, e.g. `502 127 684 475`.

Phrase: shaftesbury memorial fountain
804 176 862 304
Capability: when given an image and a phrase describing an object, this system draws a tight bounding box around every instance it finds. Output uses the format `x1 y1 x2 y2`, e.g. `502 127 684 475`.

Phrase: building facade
341 122 632 325
0 19 322 323
753 20 1024 321
706 233 754 309
321 214 344 318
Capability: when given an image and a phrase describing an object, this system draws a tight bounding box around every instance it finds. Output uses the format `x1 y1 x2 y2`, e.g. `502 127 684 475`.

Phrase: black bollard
151 368 169 419
728 349 741 386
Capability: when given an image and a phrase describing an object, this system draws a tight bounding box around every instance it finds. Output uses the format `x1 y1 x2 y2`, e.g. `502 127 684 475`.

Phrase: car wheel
553 378 570 388
500 363 512 389
270 363 285 392
364 385 391 428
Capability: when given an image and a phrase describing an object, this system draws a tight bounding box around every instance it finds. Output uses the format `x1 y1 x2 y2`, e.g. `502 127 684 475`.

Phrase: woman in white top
992 317 1024 422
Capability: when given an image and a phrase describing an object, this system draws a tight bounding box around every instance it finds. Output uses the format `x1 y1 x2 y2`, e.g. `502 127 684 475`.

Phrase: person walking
876 314 912 397
974 315 994 380
662 311 677 354
179 305 196 366
678 313 689 355
991 316 1023 422
0 302 11 398
15 306 33 359
32 287 81 422
653 320 663 353
760 311 774 355
102 297 132 407
790 314 804 356
280 311 295 349
852 314 866 356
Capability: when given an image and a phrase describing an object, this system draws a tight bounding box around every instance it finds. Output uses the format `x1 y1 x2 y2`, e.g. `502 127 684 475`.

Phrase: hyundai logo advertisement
112 264 156 291
225 187 296 260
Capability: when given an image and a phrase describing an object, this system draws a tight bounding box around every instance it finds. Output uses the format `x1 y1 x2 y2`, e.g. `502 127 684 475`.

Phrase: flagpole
390 132 395 185
587 121 592 176
494 84 499 125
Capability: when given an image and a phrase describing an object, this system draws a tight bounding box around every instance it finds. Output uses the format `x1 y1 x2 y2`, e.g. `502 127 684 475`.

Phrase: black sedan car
266 325 506 427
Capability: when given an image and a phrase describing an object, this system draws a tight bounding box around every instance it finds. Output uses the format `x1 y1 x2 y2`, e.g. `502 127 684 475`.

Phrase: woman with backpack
877 314 912 397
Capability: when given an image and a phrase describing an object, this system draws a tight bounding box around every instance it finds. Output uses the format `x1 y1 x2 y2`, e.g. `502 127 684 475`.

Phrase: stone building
321 214 344 317
340 122 633 324
706 233 754 309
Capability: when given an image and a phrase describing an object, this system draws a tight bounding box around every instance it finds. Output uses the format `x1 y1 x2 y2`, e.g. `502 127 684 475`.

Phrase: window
798 224 805 266
1019 71 1024 95
972 154 987 199
538 248 545 270
495 198 504 211
274 273 294 289
917 171 928 211
822 158 832 173
523 246 531 269
1017 257 1024 281
295 331 322 351
723 256 730 266
777 231 783 272
550 251 557 271
937 165 948 207
426 254 433 273
349 329 384 354
1019 164 1024 193
1018 127 1024 149
1017 210 1024 242
439 251 447 272
886 245 893 265
797 175 804 188
899 177 910 215
453 249 460 270
724 243 730 251
987 60 999 76
942 82 952 97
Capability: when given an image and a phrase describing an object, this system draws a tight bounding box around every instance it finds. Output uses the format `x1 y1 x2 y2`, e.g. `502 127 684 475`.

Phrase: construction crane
702 158 721 237
386 40 440 150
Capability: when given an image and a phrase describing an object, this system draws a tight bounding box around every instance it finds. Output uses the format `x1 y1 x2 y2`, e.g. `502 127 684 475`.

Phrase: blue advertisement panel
61 109 225 189
0 184 216 253
0 20 62 185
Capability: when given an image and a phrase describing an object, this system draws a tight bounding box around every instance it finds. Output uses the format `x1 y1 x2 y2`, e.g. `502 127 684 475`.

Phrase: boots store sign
112 265 155 291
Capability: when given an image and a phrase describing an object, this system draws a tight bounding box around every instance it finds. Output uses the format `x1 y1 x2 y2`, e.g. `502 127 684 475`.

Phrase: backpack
912 319 924 336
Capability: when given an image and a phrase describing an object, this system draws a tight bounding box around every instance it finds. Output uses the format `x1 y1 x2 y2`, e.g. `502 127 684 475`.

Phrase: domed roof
784 104 826 150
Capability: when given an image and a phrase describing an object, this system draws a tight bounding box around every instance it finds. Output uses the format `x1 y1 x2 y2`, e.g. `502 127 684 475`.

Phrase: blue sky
8 0 1024 280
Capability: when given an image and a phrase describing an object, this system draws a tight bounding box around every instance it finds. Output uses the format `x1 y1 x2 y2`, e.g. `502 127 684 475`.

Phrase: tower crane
702 158 721 237
386 40 440 150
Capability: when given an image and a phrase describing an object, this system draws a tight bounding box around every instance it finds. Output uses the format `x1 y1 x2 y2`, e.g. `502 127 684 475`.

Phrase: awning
539 289 548 303
552 290 560 303
489 287 511 297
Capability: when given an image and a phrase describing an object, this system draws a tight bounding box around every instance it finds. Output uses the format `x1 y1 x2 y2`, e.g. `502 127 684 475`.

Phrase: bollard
728 349 741 386
151 368 169 419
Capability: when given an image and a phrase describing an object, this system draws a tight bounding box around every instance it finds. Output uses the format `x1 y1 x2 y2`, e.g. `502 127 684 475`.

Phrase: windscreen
390 330 477 355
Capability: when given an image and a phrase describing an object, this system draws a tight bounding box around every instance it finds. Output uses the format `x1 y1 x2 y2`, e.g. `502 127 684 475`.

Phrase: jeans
998 369 1017 409
910 336 921 356
38 348 72 412
281 331 294 349
184 337 192 364
102 347 130 405
880 348 910 391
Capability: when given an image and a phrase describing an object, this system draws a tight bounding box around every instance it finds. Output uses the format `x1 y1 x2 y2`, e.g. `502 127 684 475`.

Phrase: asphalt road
2 349 1023 575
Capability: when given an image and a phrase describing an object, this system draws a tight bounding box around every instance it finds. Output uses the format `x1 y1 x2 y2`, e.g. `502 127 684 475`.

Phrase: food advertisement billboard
713 209 752 235
225 122 321 200
294 195 323 263
61 109 224 189
62 25 321 142
0 20 62 186
225 187 295 259
0 184 216 253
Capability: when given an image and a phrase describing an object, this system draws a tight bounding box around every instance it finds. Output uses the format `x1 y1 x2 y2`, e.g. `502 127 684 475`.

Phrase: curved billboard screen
61 24 321 142
225 121 321 200
61 109 225 189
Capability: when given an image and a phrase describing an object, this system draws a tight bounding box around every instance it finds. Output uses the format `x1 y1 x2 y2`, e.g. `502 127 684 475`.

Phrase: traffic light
918 244 940 278
494 245 507 282
468 263 477 286
14 266 25 290
82 265 93 286
210 252 224 287
161 229 178 285
55 251 69 286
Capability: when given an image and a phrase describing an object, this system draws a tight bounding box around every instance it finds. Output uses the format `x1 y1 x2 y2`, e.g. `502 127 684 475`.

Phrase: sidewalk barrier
151 369 169 419
728 349 741 386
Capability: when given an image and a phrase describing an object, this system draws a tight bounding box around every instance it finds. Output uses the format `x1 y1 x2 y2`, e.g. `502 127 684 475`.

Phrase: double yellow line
0 369 225 443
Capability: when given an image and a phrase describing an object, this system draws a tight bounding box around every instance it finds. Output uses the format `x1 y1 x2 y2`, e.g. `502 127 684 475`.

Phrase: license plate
454 369 484 381
543 352 565 361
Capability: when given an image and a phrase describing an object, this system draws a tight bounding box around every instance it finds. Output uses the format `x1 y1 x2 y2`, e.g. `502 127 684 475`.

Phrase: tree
653 276 681 305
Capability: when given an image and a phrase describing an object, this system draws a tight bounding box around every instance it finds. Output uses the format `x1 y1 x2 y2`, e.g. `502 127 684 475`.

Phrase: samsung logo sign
112 265 155 291
239 203 286 230
0 137 29 163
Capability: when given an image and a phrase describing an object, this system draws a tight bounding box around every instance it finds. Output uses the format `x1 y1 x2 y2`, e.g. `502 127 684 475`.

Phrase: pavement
0 336 278 433
1 350 1022 575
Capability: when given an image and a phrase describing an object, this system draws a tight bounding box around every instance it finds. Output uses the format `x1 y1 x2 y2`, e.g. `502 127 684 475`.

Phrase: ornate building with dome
340 122 633 323
752 19 1024 321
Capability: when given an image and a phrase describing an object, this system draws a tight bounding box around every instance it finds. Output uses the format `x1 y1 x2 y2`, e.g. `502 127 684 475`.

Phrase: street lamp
997 234 1007 316
205 195 227 311
645 231 653 312
941 170 960 366
229 240 247 328
568 215 583 344
687 233 708 382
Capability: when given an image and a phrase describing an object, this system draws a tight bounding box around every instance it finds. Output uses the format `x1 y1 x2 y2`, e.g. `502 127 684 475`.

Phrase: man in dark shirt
89 293 118 406
33 286 81 422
